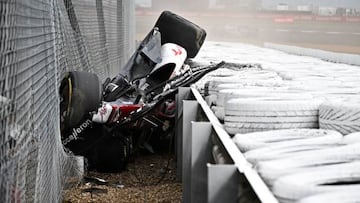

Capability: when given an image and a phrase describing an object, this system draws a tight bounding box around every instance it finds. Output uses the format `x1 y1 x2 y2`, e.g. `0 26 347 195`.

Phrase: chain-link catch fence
0 0 135 202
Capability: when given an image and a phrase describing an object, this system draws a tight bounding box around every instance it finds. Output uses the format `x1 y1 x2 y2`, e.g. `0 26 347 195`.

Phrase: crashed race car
59 11 225 172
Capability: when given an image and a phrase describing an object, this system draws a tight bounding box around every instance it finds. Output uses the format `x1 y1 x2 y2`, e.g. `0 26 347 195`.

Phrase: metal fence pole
191 122 212 203
182 100 198 203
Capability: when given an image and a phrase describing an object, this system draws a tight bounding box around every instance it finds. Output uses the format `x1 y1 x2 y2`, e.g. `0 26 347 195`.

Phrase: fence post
191 122 212 203
175 87 191 180
182 99 198 203
95 0 110 76
207 164 240 203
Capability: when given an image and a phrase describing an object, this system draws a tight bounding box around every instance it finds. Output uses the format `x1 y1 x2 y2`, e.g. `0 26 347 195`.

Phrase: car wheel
60 71 102 132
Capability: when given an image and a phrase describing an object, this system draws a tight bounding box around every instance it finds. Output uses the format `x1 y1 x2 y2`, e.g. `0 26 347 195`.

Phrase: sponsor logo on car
62 119 92 145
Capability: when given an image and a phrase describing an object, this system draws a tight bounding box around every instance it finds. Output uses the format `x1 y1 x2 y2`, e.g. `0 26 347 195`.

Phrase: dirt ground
62 153 182 203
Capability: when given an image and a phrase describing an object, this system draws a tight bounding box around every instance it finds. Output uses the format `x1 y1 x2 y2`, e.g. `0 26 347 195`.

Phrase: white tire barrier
201 68 283 96
225 99 322 134
215 88 311 120
205 94 217 106
232 129 342 152
319 101 360 135
204 77 283 96
244 144 339 165
312 88 360 102
215 89 312 120
211 106 225 121
217 88 279 107
217 82 283 92
225 121 318 135
272 161 360 203
192 42 360 203
226 115 318 123
196 67 244 93
217 89 312 107
257 143 360 187
342 132 360 144
297 189 360 203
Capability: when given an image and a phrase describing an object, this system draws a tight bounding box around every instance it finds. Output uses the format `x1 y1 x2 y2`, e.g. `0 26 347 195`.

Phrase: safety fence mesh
0 0 135 202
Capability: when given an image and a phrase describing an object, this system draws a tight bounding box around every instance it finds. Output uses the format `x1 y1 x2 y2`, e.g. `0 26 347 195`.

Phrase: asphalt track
136 12 360 55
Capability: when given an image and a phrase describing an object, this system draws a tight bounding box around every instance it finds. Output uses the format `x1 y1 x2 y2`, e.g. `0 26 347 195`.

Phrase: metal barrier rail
176 86 278 203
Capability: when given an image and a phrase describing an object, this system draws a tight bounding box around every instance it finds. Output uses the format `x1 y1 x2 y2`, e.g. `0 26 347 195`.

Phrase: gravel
63 153 182 203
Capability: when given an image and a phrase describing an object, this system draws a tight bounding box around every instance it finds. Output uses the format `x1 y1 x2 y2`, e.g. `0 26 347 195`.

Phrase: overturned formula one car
59 11 225 172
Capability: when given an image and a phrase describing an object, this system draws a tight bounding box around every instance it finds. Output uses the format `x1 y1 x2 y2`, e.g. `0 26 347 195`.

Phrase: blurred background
135 0 360 54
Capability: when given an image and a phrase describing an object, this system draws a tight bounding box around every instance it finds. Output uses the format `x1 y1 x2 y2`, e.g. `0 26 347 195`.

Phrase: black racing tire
60 71 102 131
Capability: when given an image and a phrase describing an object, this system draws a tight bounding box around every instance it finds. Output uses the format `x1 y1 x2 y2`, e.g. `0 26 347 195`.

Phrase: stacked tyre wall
194 41 360 202
0 0 135 202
